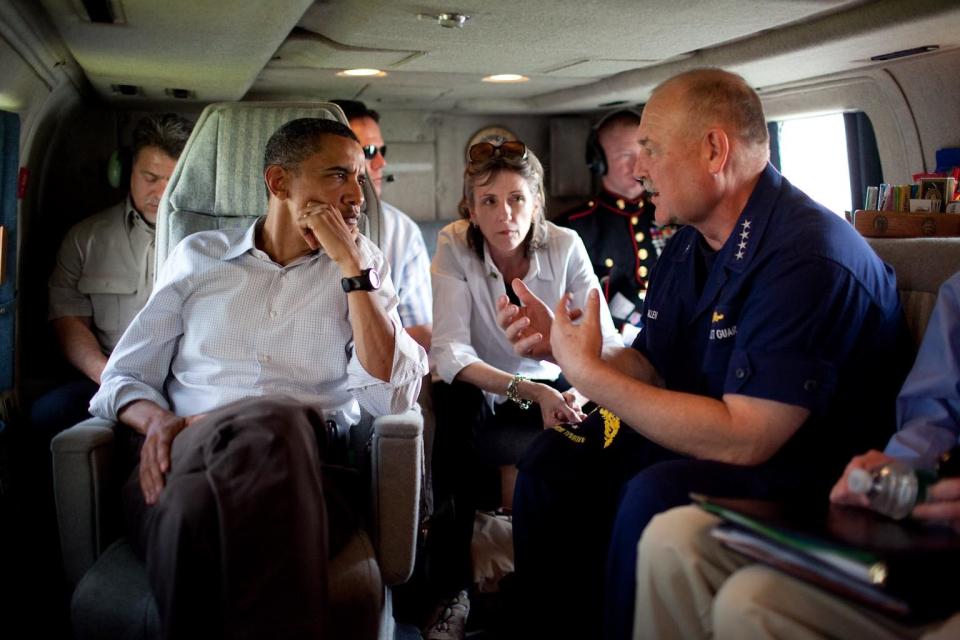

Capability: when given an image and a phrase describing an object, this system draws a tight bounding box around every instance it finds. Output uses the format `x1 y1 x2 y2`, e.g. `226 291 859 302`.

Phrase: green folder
692 494 960 622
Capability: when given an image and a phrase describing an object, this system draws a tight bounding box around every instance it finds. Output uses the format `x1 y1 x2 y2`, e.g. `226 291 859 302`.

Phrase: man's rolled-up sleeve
347 263 428 417
721 258 881 413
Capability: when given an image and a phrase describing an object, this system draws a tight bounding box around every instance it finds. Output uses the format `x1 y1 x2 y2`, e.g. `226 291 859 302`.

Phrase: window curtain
844 112 883 212
767 122 781 172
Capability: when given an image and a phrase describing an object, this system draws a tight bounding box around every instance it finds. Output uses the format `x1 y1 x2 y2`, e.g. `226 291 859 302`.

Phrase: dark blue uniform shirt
637 164 913 474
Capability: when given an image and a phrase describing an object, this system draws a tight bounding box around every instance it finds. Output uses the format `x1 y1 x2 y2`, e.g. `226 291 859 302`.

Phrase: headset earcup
586 107 643 177
585 128 607 176
107 148 133 190
107 149 123 189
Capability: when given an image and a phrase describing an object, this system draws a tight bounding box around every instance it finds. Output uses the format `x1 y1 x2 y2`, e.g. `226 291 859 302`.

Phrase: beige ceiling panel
359 84 450 101
270 35 416 70
245 67 368 101
38 0 313 102
294 0 861 76
543 59 661 78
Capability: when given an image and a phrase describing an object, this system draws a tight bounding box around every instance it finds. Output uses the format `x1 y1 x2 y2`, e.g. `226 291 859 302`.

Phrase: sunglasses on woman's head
468 140 527 163
362 144 387 160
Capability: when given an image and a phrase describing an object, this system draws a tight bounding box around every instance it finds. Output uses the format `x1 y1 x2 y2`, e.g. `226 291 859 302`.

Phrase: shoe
423 590 470 640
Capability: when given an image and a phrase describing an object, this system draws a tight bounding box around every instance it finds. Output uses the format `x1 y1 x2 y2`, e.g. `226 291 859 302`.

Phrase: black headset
585 108 643 176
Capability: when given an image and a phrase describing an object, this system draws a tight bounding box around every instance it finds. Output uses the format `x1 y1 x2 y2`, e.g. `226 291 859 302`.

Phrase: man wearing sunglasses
332 100 433 351
555 109 676 344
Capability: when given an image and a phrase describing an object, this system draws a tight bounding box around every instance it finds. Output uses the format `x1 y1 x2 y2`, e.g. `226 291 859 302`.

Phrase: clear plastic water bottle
847 461 929 520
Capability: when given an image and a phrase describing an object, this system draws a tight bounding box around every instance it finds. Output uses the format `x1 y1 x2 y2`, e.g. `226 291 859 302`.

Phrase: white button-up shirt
430 219 622 407
380 201 432 328
90 219 427 424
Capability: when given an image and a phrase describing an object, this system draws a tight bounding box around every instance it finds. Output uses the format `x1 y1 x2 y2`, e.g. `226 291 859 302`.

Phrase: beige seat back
867 237 960 346
156 101 381 269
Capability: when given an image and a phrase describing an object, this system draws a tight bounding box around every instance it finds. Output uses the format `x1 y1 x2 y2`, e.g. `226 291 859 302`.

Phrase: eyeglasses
362 144 387 160
468 140 527 164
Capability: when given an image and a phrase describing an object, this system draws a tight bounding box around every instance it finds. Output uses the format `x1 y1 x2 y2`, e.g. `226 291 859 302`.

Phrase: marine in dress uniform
554 189 675 331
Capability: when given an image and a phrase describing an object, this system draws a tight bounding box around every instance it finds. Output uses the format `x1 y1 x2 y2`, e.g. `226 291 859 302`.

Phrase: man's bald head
653 69 769 156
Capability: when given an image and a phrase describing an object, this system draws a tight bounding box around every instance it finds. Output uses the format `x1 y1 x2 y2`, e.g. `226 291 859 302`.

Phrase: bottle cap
847 468 873 494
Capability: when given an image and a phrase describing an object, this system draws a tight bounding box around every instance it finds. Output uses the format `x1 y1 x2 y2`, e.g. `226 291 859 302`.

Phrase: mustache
638 177 658 194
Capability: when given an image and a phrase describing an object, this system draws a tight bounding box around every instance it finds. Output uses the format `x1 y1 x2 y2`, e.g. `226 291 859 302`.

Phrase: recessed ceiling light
482 74 529 83
338 68 387 77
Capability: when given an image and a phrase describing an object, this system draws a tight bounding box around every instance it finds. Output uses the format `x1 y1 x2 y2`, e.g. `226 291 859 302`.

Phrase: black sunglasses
468 140 527 163
362 144 387 160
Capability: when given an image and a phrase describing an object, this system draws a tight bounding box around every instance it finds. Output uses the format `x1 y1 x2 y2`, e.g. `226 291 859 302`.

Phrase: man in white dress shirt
332 99 433 350
89 118 427 639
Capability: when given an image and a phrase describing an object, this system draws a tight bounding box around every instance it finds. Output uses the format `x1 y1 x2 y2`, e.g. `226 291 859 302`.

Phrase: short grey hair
656 68 769 148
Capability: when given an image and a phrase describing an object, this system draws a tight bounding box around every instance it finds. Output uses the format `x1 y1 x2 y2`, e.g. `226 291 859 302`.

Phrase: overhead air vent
870 45 939 62
77 0 123 24
165 88 195 100
111 84 142 97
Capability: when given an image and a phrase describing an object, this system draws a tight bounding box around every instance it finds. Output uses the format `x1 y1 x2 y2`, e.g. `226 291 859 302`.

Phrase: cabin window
768 111 882 217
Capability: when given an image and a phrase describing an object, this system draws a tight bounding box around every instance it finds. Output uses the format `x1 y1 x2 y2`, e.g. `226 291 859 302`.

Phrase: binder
693 494 960 622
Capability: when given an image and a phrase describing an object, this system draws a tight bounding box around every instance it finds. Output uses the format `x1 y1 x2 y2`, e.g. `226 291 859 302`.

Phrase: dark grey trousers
121 396 358 640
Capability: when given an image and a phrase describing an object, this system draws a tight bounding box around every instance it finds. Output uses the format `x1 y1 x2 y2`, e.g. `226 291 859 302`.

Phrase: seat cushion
329 528 386 639
71 540 159 640
71 531 385 640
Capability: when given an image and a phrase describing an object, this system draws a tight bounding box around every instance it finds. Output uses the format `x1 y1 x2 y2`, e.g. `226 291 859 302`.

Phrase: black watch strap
341 267 380 292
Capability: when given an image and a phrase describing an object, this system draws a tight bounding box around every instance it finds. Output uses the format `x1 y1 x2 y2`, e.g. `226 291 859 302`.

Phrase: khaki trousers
633 505 959 640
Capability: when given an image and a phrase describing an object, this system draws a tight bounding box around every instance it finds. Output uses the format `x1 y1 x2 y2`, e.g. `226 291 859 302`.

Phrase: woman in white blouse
427 140 621 609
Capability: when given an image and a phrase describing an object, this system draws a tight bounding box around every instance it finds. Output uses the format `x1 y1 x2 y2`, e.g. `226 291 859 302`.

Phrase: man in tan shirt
30 113 192 435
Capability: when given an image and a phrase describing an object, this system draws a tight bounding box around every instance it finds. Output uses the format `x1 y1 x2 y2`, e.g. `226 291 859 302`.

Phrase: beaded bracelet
506 373 532 410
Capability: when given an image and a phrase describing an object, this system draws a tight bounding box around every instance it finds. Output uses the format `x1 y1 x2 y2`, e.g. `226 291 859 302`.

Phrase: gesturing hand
495 279 582 362
551 289 603 379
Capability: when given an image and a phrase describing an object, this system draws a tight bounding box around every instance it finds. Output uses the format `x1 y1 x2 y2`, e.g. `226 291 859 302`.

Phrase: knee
151 474 217 535
638 505 716 565
713 565 780 637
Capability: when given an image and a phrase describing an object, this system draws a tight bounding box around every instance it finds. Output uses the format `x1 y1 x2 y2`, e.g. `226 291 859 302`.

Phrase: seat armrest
51 417 118 590
370 410 423 586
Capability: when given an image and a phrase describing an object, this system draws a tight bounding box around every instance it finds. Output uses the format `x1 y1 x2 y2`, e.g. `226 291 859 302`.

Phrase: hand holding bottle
829 449 896 509
833 444 960 523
